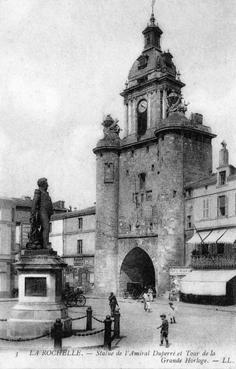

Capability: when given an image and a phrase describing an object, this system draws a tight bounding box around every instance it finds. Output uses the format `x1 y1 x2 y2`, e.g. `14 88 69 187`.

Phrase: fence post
86 306 92 331
52 318 63 349
113 308 120 338
104 315 112 350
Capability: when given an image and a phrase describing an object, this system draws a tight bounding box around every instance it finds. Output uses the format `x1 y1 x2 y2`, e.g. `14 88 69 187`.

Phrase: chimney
190 113 203 125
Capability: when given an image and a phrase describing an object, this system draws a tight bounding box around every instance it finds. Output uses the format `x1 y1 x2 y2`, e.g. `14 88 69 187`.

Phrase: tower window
219 171 226 185
173 190 177 198
104 162 114 183
146 146 149 153
139 173 146 190
146 35 150 46
141 193 144 202
126 169 129 176
151 164 155 171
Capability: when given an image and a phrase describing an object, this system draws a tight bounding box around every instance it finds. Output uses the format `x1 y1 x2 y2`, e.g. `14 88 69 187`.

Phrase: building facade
50 206 95 292
0 199 16 297
182 142 236 304
93 12 216 296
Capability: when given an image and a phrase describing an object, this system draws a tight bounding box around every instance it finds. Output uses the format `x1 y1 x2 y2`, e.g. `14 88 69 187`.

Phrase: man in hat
157 314 169 347
108 292 119 317
30 177 53 249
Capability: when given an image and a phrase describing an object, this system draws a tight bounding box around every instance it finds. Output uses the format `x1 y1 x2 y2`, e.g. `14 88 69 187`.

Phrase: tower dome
127 13 178 87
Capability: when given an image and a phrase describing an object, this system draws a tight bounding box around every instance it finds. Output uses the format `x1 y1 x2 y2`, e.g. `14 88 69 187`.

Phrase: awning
180 270 236 296
203 229 227 244
217 228 236 244
186 231 211 244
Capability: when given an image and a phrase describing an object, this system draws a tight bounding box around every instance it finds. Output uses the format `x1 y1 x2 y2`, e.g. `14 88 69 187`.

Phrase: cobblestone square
0 297 236 369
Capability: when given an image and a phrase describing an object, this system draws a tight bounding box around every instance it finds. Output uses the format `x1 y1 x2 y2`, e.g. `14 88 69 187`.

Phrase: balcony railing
191 255 236 269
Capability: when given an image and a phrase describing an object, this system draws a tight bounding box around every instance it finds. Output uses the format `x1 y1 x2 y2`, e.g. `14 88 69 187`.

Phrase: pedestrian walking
148 287 154 302
108 292 119 317
52 318 63 349
157 314 169 348
168 302 177 323
142 290 149 311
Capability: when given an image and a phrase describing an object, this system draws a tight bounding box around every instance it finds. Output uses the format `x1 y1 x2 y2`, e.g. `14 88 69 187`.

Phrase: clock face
137 99 147 113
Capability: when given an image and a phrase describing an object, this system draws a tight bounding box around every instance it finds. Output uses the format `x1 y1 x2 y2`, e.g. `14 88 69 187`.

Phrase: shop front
63 256 94 293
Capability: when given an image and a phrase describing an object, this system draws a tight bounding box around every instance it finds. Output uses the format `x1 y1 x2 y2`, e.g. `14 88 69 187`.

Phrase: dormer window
219 171 226 185
137 55 149 70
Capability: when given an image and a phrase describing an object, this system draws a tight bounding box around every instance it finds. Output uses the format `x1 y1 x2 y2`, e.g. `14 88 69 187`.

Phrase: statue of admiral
27 178 54 249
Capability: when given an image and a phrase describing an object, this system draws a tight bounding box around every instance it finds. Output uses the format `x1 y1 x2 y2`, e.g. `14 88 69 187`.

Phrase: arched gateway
119 247 155 295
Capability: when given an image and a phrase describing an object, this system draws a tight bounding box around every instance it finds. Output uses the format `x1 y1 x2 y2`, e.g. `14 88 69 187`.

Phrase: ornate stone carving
166 90 188 116
102 114 121 139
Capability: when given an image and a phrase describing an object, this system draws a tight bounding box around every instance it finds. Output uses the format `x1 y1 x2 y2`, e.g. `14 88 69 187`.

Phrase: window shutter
217 197 220 217
225 196 228 217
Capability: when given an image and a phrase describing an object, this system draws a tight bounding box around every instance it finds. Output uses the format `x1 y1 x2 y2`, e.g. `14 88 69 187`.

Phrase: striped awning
186 231 211 244
180 270 236 296
203 229 227 244
217 228 236 244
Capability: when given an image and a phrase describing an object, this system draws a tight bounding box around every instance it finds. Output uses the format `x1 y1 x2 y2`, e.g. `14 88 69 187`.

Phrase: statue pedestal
7 250 72 338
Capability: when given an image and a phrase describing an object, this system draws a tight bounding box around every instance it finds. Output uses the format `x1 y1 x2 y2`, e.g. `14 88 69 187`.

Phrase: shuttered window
217 195 228 217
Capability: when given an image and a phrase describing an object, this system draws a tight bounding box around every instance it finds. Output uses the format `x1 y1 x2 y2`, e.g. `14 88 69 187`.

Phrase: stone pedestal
7 249 72 338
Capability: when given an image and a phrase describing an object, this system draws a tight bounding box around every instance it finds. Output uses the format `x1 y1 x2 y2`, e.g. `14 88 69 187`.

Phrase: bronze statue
27 178 53 249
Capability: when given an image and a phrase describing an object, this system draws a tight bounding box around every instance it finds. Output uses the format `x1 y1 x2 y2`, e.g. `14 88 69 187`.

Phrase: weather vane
151 0 156 14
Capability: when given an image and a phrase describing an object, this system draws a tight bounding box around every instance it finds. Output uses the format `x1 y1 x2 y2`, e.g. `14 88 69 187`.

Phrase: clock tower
121 11 185 142
94 11 216 296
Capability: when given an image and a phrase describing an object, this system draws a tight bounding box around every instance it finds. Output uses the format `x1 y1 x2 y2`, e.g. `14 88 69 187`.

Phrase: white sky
0 0 236 208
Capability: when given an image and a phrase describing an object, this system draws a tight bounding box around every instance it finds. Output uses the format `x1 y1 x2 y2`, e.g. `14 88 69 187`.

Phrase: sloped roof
51 206 96 220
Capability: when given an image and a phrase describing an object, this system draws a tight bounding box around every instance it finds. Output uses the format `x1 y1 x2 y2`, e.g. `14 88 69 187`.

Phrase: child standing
143 290 149 311
157 314 169 347
168 302 177 323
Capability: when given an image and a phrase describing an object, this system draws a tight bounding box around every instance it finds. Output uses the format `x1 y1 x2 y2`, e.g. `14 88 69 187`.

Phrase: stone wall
183 133 212 183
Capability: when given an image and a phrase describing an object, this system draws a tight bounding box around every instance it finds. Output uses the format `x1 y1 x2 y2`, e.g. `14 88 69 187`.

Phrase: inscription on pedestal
25 277 47 296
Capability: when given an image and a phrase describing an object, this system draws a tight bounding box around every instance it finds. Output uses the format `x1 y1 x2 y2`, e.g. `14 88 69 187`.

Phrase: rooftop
51 206 96 220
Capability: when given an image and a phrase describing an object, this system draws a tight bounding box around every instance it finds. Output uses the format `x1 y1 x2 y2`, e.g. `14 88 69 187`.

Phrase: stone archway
119 247 155 294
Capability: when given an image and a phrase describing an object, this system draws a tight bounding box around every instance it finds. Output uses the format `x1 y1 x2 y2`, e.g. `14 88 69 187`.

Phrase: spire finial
150 0 156 25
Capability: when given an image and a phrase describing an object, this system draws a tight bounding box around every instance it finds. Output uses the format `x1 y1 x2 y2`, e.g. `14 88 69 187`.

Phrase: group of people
115 290 178 348
142 287 154 312
108 289 178 348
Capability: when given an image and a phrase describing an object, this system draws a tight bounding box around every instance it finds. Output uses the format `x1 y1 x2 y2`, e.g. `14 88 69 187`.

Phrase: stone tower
93 115 120 294
94 12 216 296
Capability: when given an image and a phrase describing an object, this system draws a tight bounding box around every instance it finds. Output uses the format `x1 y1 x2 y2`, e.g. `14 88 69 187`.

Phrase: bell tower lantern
121 10 185 143
143 12 162 51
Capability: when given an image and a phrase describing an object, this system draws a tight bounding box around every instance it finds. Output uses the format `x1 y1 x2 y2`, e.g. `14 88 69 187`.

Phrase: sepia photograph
0 1 236 368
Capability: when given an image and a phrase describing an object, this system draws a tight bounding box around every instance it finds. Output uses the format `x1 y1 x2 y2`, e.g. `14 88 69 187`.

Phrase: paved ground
0 297 236 369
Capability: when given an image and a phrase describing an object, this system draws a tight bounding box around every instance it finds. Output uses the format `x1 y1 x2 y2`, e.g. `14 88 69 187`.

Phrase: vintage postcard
0 1 236 369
